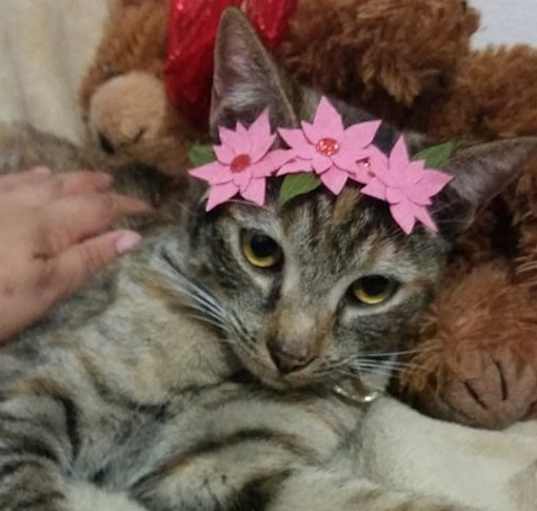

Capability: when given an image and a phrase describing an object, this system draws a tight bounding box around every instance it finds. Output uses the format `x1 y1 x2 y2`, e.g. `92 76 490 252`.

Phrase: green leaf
279 173 322 206
188 144 216 166
414 140 459 169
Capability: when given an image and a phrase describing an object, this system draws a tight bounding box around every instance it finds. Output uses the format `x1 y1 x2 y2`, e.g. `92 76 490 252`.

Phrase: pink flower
276 97 381 195
361 137 453 234
189 110 281 210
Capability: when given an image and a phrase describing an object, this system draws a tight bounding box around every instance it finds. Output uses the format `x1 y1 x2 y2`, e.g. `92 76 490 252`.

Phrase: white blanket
1 1 536 510
362 397 537 510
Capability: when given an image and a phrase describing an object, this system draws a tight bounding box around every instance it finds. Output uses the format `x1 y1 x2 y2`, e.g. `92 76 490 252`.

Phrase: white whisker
358 346 439 358
186 313 229 333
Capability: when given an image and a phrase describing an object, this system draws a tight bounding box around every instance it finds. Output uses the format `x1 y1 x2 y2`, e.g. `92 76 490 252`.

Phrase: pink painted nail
31 166 52 175
115 231 143 255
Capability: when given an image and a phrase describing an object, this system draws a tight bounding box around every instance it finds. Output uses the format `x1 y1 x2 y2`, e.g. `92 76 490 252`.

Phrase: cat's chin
232 351 338 393
234 357 390 406
231 346 390 396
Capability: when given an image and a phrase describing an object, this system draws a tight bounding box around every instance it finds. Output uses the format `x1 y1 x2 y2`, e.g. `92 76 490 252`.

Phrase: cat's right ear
210 7 298 137
434 137 537 237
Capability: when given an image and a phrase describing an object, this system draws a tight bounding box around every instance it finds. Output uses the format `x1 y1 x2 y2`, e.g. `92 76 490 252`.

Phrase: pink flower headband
189 97 454 235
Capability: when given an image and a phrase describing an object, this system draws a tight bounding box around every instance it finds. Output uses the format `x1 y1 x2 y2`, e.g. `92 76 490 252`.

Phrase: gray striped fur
0 8 534 511
0 216 470 511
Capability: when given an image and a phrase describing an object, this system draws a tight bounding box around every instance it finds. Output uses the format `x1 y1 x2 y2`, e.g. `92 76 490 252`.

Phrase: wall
472 0 537 47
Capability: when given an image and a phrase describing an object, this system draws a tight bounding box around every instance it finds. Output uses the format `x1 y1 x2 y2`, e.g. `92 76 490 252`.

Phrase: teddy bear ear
210 7 298 137
434 138 537 236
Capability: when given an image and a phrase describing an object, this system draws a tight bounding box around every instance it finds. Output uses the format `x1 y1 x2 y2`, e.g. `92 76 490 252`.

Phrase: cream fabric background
0 0 111 143
1 0 535 142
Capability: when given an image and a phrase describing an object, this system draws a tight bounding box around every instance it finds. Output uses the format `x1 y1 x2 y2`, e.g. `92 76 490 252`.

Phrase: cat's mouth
232 346 383 404
229 367 380 404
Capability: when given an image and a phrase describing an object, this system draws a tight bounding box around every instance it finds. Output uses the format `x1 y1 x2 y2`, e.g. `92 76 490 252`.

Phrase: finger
42 192 151 255
3 171 113 208
51 230 143 298
0 166 52 192
54 171 113 196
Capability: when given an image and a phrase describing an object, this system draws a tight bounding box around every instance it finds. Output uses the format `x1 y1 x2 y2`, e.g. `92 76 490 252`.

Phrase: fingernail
115 231 143 255
31 166 52 175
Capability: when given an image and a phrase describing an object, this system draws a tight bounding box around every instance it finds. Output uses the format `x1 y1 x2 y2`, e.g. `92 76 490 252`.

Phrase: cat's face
178 9 537 395
187 184 447 392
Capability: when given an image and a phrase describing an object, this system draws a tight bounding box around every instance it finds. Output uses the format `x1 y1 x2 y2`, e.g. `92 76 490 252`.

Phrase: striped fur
0 107 475 510
0 220 469 511
0 118 475 510
3 7 527 510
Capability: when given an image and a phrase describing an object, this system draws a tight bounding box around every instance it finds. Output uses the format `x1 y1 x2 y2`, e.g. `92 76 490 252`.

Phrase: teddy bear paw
431 348 537 429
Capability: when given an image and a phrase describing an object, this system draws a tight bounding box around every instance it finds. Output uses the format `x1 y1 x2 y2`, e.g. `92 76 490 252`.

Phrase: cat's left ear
210 7 298 136
434 138 537 236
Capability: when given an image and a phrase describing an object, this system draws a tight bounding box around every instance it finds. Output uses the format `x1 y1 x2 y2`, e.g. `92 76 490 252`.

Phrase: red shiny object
316 138 340 157
244 0 298 49
230 154 251 173
165 0 298 127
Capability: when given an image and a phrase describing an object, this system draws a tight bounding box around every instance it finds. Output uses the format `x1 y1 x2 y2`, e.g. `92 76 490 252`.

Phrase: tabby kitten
0 8 535 511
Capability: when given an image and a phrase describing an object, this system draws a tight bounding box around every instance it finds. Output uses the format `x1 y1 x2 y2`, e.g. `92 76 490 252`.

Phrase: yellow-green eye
242 231 283 269
350 275 397 306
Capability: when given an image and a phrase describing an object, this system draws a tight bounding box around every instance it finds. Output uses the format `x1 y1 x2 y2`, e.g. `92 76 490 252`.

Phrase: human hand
0 167 150 343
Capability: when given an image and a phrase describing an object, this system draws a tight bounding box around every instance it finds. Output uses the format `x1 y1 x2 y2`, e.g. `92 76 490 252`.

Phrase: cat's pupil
250 234 278 258
360 275 390 297
242 231 283 269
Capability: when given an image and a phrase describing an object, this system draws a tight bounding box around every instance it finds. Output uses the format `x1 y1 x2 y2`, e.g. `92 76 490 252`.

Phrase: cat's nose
267 338 315 374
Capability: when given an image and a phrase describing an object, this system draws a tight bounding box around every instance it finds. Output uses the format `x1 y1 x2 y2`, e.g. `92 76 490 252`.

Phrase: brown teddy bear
393 45 537 430
400 153 537 430
80 0 537 430
79 0 478 173
79 0 200 176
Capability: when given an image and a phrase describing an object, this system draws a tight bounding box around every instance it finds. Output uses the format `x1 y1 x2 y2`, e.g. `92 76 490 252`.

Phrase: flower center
230 154 251 173
316 138 339 157
363 158 375 177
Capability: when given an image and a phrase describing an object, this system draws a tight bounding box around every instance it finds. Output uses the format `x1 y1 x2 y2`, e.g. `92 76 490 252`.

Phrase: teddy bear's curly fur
80 0 537 430
80 0 479 173
80 0 200 176
400 152 537 430
278 0 479 121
